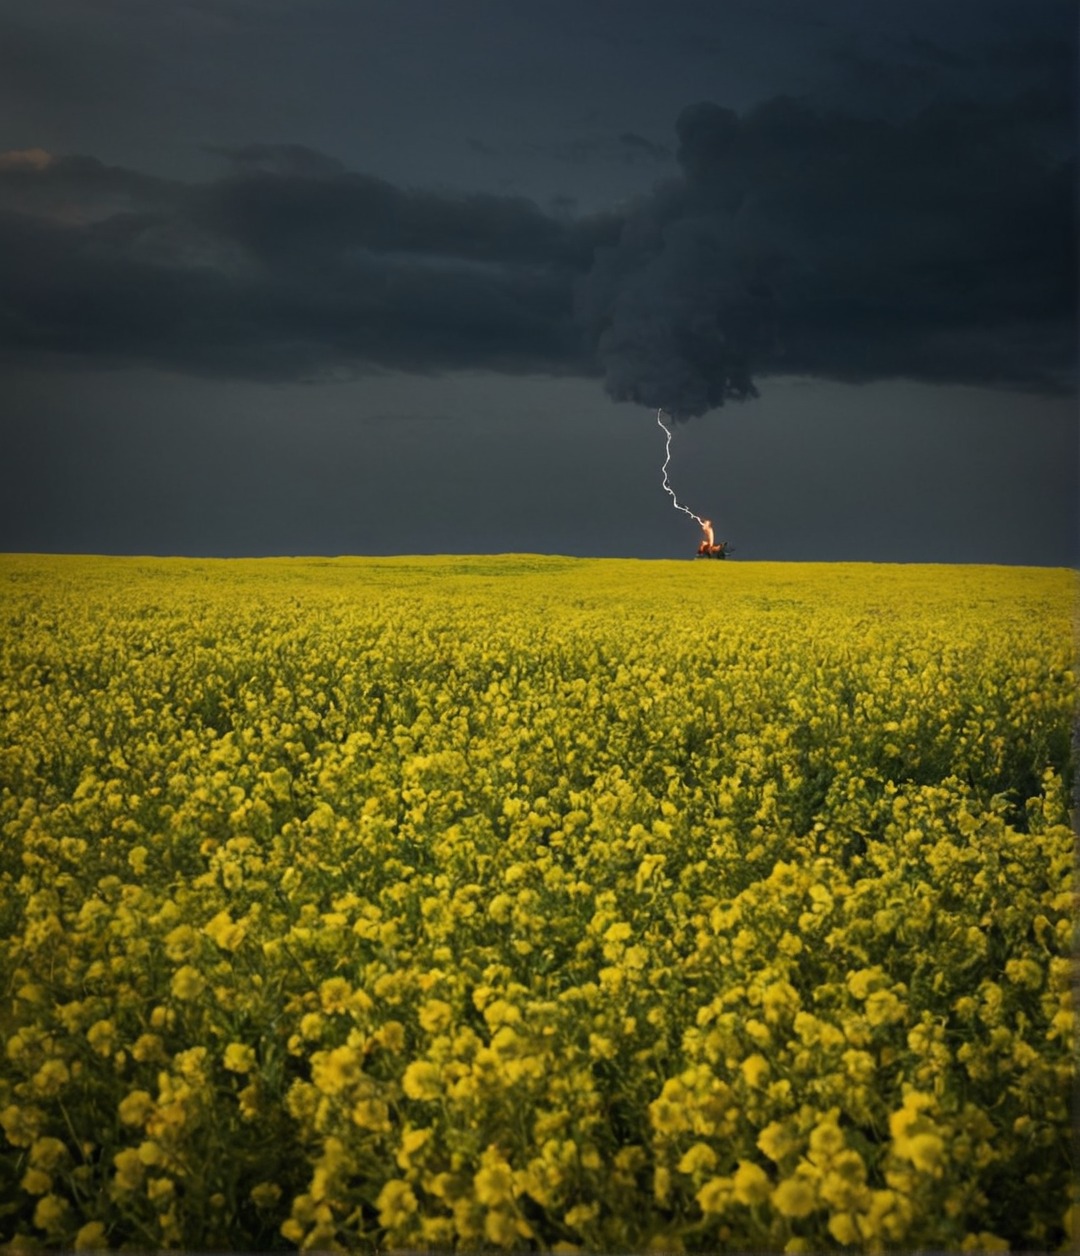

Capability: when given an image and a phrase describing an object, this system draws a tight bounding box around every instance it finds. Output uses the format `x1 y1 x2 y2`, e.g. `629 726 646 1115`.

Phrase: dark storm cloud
204 142 347 179
579 90 1076 418
466 132 672 168
0 74 1073 407
525 133 672 167
618 133 671 162
0 149 619 378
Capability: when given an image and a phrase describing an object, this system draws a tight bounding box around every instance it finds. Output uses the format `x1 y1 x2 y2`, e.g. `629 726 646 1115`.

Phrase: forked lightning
656 407 707 530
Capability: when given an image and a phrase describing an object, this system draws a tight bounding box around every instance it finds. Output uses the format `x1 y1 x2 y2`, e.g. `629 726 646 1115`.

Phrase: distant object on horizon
696 518 733 559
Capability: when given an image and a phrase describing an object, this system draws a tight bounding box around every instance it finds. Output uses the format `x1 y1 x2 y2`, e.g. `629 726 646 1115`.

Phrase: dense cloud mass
581 90 1076 417
0 85 1074 414
0 144 618 380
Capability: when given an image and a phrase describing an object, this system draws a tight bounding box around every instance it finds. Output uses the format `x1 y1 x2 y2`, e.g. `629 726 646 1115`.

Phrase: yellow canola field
0 554 1076 1253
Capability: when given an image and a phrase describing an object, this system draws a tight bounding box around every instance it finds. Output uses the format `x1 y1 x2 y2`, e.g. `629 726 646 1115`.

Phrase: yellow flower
696 1175 733 1214
421 1216 456 1245
960 1232 1010 1252
353 1097 391 1131
649 1097 688 1137
808 1115 845 1162
373 1020 406 1052
741 1053 770 1088
150 1005 175 1031
483 999 522 1030
418 998 453 1033
745 1018 772 1047
86 1019 118 1056
819 1150 868 1209
828 1212 861 1245
299 1012 325 1040
312 1045 362 1096
175 1045 209 1079
147 1172 173 1197
250 1181 282 1208
888 1090 943 1172
474 1146 515 1207
319 976 352 1014
112 1147 145 1192
762 981 800 1023
138 1140 166 1167
395 1126 433 1170
170 965 206 1001
841 1048 875 1081
164 924 200 962
31 1059 69 1097
0 1104 45 1147
237 1082 260 1120
132 1033 165 1063
485 1207 530 1246
677 1143 717 1175
21 1167 52 1195
732 1160 771 1205
223 1043 257 1073
758 1120 798 1164
204 910 247 952
847 967 886 1000
29 1137 67 1171
74 1220 109 1250
57 1000 88 1033
604 921 632 944
489 893 513 923
772 1176 816 1218
589 1033 616 1060
1004 958 1042 990
865 988 904 1026
118 1089 155 1126
376 1178 418 1229
348 988 375 1017
33 1192 69 1234
402 1059 442 1101
901 1132 946 1175
564 1202 600 1231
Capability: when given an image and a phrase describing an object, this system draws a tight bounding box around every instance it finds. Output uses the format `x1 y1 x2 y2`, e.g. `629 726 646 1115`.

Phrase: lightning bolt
656 408 708 529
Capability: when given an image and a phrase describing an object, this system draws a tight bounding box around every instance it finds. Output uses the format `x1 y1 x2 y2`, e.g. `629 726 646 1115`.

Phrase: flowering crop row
0 555 1075 1251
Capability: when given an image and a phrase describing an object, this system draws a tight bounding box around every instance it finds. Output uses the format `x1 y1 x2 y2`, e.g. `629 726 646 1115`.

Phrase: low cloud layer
0 143 617 380
0 84 1074 414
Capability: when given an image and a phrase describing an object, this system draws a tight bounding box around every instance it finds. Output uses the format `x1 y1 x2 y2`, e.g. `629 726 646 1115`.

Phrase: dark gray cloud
0 75 1074 410
203 142 347 179
580 89 1076 418
0 149 618 379
618 133 671 162
466 131 673 169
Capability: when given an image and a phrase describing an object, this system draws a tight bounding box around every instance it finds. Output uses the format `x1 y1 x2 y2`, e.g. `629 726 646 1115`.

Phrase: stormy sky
1 0 1076 563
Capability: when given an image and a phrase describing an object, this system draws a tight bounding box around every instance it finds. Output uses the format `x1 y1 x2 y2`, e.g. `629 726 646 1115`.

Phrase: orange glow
0 148 53 171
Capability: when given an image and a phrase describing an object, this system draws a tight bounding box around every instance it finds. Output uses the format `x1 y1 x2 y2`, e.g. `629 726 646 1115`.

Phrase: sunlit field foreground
1 555 1076 1252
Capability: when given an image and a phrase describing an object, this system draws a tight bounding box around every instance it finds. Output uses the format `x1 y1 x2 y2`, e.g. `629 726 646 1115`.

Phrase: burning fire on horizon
656 409 733 559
